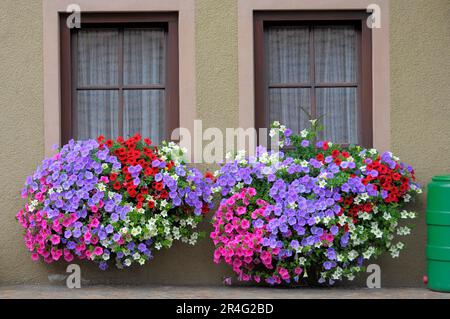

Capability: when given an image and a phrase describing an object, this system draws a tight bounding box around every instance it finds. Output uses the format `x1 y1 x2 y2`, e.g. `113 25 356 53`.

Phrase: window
254 11 372 146
60 13 179 144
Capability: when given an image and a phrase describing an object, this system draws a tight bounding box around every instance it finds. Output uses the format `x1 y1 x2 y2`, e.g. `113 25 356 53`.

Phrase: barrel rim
432 175 450 182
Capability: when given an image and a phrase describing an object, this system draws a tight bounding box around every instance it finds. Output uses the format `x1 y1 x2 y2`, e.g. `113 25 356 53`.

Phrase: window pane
77 29 119 86
76 90 119 140
314 25 357 83
124 90 165 143
265 26 310 84
316 88 358 144
124 28 166 85
269 88 310 133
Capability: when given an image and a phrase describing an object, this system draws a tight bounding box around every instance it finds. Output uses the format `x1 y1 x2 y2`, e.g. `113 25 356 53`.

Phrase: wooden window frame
60 12 179 144
254 10 373 147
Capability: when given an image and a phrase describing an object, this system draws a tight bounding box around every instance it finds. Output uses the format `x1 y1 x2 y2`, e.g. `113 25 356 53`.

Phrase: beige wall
0 0 449 287
385 0 450 286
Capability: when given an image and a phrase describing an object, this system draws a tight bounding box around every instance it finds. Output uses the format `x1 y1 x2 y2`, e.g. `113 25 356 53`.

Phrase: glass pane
316 88 358 144
124 90 165 143
76 90 119 140
314 25 357 83
77 29 119 86
265 26 310 84
124 28 167 85
268 88 311 134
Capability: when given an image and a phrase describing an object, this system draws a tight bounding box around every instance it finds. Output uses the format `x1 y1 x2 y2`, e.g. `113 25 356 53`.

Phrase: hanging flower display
16 134 214 269
211 121 421 285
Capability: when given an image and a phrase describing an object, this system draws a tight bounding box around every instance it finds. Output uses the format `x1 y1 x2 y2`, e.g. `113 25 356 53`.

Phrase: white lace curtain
266 25 358 144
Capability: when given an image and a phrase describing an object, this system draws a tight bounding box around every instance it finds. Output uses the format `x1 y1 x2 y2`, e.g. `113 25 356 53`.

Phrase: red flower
110 173 118 181
147 201 155 209
322 142 329 151
144 168 153 176
152 182 164 191
97 135 105 143
204 171 215 181
316 153 324 162
201 204 210 214
160 190 168 199
116 136 124 144
342 151 349 158
363 203 372 212
127 187 137 198
113 182 121 191
331 150 340 158
137 194 145 203
105 139 113 148
144 138 152 145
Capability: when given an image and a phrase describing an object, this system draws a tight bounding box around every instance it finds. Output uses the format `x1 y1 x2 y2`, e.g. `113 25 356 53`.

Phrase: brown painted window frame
60 12 179 144
254 10 373 147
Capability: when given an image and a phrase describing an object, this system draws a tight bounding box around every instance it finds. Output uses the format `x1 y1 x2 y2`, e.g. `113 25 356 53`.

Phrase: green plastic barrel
427 175 450 292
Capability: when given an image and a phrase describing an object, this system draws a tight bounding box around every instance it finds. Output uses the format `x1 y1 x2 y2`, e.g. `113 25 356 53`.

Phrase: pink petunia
240 219 250 230
50 235 60 245
236 206 247 216
93 247 103 256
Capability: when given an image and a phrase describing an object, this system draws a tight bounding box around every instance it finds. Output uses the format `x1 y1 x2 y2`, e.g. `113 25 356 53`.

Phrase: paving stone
0 285 449 299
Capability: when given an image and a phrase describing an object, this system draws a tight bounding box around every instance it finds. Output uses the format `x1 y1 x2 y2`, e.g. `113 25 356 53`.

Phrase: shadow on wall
8 196 427 288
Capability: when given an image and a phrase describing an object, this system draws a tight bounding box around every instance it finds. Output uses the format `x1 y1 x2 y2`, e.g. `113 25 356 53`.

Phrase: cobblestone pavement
1 285 449 299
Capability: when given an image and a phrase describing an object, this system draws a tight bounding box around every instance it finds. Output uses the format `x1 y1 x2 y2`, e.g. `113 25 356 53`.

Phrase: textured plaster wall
385 0 450 286
0 0 46 284
0 0 449 287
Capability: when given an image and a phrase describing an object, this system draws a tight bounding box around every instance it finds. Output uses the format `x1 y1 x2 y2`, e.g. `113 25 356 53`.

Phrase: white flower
155 243 162 250
403 194 411 203
160 200 168 208
348 250 358 261
102 163 109 170
300 160 309 168
359 193 369 202
363 247 375 259
133 252 141 260
131 227 142 236
390 248 400 258
120 227 129 235
383 212 392 220
397 227 411 236
300 129 309 138
269 129 277 138
346 273 355 281
97 183 106 192
124 259 132 267
372 228 383 238
359 212 372 220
